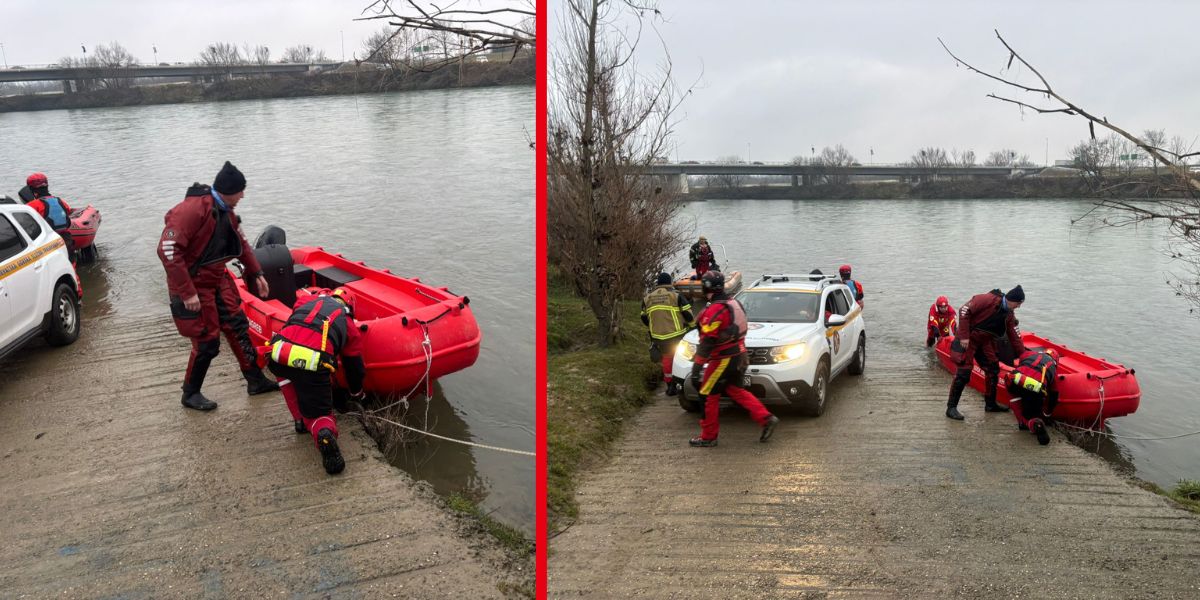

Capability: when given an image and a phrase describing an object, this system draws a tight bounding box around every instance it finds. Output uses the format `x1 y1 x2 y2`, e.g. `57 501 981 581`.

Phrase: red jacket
157 184 262 300
928 302 956 336
956 290 1025 355
694 295 748 362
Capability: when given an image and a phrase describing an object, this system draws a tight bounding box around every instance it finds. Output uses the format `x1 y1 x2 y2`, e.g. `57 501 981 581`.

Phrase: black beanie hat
213 161 246 195
656 272 672 285
1005 285 1025 303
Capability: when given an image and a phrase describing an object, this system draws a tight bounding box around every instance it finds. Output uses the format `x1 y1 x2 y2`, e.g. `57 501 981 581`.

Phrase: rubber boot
1031 419 1050 445
983 374 1008 412
317 428 345 474
244 369 280 395
181 386 218 411
760 415 780 442
665 381 679 396
689 437 718 447
946 374 967 420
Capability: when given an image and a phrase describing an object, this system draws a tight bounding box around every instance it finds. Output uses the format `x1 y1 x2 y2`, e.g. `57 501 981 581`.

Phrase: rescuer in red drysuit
24 172 76 261
1006 348 1059 445
689 236 719 277
157 161 279 411
688 270 779 447
946 285 1027 420
838 264 864 306
927 295 956 347
266 287 366 475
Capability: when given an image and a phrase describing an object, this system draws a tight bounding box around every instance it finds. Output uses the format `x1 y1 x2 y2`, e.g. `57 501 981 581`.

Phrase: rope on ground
1055 421 1200 441
368 322 434 415
358 412 535 456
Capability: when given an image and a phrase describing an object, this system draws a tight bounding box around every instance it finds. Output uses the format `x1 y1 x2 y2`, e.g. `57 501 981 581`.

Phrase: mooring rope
359 412 535 456
1055 421 1200 441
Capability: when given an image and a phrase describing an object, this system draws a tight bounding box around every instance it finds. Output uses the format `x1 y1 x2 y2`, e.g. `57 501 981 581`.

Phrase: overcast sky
552 0 1200 165
1 1 432 67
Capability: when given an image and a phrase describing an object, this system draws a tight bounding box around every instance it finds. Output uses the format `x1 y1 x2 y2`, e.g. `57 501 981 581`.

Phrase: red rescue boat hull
67 205 101 249
233 247 481 394
933 331 1140 424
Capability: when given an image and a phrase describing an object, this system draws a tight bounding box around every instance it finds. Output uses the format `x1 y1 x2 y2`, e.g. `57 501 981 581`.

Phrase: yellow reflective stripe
320 318 330 352
0 237 65 283
700 319 722 334
271 340 323 372
744 288 820 294
699 358 730 395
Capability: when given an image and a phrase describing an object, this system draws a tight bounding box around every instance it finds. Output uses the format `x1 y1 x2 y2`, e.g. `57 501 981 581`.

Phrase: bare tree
198 42 244 66
951 148 976 167
942 29 1200 310
363 26 408 65
244 44 271 67
548 0 690 346
703 155 747 189
91 42 139 89
811 144 856 185
280 45 329 64
357 0 535 67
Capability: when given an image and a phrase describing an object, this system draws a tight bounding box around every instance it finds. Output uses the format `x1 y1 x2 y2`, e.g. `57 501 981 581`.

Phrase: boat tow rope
354 324 534 457
358 413 535 456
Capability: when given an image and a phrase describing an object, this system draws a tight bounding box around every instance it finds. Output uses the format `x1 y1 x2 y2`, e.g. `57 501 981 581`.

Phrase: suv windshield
736 290 820 323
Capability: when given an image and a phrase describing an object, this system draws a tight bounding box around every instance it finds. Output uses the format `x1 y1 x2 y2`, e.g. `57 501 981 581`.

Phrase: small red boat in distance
233 228 481 394
933 331 1140 425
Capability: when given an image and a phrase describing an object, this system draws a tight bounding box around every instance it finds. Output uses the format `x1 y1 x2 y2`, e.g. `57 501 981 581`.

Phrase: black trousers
268 362 333 419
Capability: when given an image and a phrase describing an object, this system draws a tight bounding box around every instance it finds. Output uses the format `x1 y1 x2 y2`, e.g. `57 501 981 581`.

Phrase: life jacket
698 297 748 358
188 184 244 276
1010 350 1057 395
643 285 691 340
269 296 351 372
40 195 70 230
845 279 863 301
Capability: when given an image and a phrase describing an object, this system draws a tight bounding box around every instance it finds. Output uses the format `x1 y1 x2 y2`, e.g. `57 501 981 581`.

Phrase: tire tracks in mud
550 353 1200 599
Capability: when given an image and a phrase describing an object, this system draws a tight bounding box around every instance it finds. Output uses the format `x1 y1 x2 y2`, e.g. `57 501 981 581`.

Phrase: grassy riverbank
0 56 533 113
686 176 1180 200
548 272 661 532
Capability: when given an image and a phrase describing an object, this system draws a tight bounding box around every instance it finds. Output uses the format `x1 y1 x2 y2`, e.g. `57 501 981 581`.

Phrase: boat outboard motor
17 185 34 203
249 226 297 307
255 225 287 249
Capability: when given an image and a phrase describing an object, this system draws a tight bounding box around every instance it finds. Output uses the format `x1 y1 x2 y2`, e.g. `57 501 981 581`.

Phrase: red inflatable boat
232 239 481 394
68 205 101 259
933 331 1140 424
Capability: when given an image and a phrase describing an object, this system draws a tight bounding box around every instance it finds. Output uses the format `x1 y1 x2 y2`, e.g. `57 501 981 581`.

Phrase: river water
679 198 1200 490
0 86 535 530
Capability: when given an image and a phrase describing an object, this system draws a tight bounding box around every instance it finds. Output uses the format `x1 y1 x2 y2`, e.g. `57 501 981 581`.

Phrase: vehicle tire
44 282 81 347
78 244 97 264
678 387 702 413
848 335 866 375
800 358 830 417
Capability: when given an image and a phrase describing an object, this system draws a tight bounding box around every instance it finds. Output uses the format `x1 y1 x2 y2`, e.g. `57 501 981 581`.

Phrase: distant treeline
687 176 1186 201
0 56 533 113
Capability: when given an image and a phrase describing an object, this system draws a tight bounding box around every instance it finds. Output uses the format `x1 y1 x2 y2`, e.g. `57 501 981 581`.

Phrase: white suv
0 202 82 361
672 273 866 416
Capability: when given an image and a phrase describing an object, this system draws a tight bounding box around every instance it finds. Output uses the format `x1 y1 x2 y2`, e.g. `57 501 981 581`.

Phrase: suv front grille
748 347 771 365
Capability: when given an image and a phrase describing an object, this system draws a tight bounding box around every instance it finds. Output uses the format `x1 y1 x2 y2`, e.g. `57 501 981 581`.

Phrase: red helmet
839 264 852 277
936 295 950 309
26 172 48 188
331 287 355 316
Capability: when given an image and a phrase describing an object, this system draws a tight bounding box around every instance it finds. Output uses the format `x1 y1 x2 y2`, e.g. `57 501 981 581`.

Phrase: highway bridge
644 162 1046 191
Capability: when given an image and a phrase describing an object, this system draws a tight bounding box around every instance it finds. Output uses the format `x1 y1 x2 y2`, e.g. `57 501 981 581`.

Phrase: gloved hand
689 364 703 391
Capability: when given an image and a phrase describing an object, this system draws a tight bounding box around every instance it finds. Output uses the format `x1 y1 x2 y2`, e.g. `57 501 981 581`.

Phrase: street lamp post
152 45 158 65
0 43 7 68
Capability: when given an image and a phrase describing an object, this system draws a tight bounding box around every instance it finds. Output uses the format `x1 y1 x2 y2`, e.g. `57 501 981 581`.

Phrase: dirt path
0 310 521 598
550 351 1200 599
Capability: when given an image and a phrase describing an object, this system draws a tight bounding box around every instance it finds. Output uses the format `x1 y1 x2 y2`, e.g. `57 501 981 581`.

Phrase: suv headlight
770 342 806 363
677 340 696 361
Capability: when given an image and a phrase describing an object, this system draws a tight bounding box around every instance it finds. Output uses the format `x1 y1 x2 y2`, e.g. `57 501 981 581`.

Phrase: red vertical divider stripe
535 0 548 597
